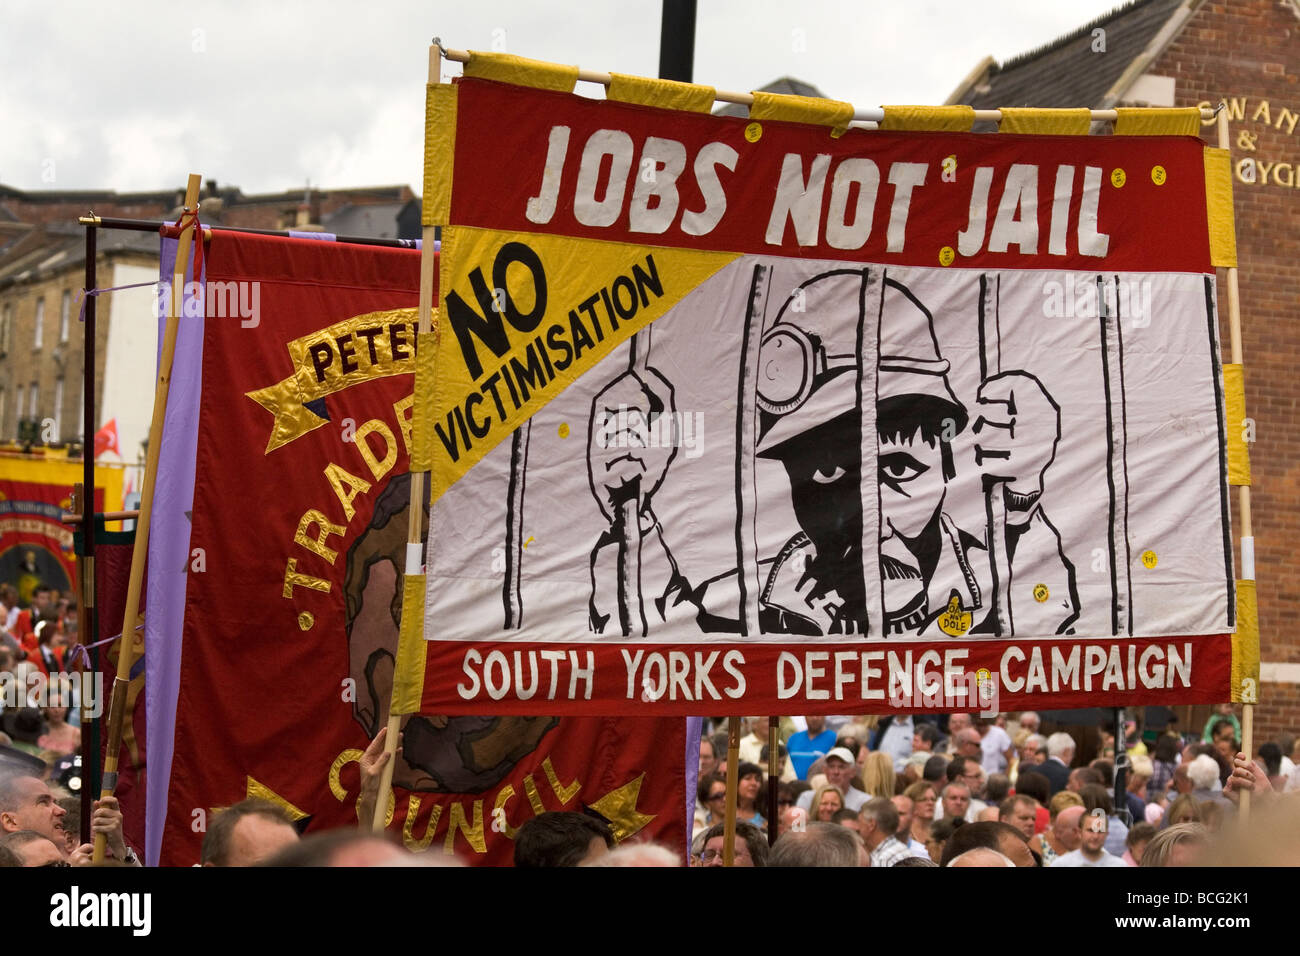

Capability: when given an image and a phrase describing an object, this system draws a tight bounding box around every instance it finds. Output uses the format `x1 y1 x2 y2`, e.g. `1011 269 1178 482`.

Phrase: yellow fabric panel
1203 146 1238 268
423 84 456 227
1223 363 1251 485
245 309 420 452
997 108 1092 135
391 573 427 715
1231 580 1260 704
750 92 855 137
880 105 975 131
411 329 438 472
607 73 715 113
431 227 738 501
1113 107 1201 136
463 51 579 93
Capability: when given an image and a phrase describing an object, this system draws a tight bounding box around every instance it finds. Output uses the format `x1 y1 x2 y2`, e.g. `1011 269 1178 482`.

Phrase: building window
14 383 24 422
34 298 44 350
0 304 9 355
0 388 6 437
60 290 71 343
28 382 38 420
53 378 63 440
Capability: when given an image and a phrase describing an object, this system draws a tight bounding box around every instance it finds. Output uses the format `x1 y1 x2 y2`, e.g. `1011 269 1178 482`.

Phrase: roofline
1097 0 1205 109
0 182 414 206
944 55 997 106
943 0 1199 108
995 0 1162 73
0 245 157 291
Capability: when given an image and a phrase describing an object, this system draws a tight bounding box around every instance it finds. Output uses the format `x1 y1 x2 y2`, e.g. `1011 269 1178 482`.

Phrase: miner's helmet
756 271 965 457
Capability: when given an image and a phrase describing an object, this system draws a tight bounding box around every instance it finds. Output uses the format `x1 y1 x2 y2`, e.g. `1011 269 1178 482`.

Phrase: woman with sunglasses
693 773 729 839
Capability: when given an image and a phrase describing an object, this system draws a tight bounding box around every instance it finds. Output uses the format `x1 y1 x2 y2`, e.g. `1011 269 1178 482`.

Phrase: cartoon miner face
876 279 967 616
757 273 965 628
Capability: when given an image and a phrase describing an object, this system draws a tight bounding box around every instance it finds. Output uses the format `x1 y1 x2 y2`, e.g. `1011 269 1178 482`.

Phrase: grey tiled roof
952 0 1187 124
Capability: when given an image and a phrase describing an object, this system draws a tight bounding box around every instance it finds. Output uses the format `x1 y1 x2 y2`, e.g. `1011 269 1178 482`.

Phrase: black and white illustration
425 257 1234 644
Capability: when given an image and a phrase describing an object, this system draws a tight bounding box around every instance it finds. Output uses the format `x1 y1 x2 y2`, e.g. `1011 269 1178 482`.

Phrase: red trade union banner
417 75 1237 716
160 233 685 865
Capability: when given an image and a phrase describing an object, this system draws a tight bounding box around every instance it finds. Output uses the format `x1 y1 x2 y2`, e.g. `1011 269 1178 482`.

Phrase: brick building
0 181 419 467
948 0 1299 740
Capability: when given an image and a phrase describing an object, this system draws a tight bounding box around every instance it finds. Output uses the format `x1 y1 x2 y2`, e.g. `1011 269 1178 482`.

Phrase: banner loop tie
158 205 207 285
65 624 143 670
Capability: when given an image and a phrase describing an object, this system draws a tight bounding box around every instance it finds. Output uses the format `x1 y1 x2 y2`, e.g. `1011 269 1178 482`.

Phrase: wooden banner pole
767 716 779 846
1217 109 1254 823
371 41 441 833
722 716 740 865
93 173 202 862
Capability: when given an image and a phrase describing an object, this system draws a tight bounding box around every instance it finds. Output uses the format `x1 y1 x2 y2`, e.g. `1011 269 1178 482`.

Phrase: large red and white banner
419 76 1235 715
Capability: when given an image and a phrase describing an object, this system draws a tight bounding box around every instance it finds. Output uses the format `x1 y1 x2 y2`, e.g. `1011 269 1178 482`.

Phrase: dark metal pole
79 215 422 250
80 223 98 843
660 0 704 853
658 0 697 83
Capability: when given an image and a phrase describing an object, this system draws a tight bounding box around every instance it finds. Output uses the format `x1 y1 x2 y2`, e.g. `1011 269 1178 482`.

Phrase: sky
1 0 1134 196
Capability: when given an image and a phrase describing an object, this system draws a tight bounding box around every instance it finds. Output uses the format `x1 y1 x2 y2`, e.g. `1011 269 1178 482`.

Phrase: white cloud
0 0 1131 195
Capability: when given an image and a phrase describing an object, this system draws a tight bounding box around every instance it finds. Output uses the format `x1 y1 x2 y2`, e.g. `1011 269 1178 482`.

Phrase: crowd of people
688 709 1300 867
2 570 1298 867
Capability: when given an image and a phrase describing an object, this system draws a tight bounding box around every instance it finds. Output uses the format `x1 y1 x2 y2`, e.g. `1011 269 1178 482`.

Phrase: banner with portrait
416 68 1244 716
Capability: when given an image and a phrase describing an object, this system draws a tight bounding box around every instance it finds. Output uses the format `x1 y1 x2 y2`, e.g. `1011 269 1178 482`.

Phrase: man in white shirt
977 716 1015 776
875 715 914 772
738 717 766 765
796 748 868 812
1051 808 1127 867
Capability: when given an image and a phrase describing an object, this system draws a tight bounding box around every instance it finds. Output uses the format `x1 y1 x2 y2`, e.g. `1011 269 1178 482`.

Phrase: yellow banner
427 228 737 499
1203 146 1238 269
1231 579 1259 703
392 572 428 715
1223 363 1251 485
246 309 419 453
0 456 123 514
997 108 1092 135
